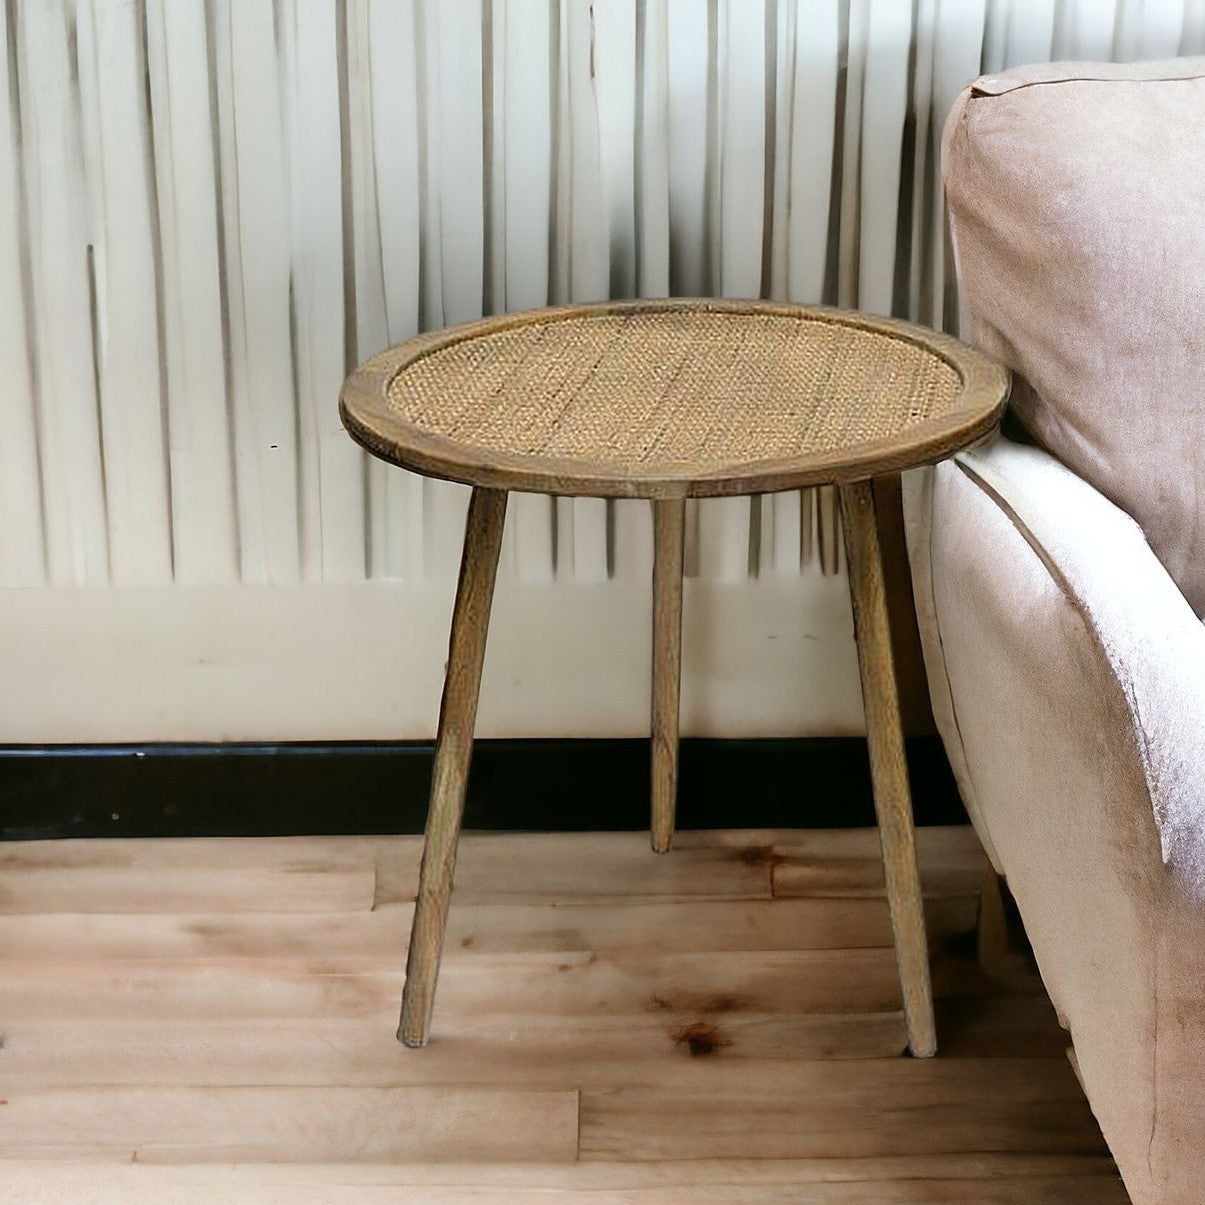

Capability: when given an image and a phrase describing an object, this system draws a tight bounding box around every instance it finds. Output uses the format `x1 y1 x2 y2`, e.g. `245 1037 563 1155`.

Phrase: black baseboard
0 737 966 841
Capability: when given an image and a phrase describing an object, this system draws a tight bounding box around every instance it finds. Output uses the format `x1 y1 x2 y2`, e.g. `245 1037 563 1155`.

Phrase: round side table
340 298 1010 1056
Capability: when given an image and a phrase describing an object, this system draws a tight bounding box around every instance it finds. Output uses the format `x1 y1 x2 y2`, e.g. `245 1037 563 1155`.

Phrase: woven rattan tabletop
340 300 1009 499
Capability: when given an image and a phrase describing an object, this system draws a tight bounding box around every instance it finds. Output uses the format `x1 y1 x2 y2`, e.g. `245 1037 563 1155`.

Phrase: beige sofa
906 59 1205 1204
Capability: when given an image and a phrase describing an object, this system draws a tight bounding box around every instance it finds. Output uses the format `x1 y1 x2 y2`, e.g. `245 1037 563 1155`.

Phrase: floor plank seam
0 829 1122 1199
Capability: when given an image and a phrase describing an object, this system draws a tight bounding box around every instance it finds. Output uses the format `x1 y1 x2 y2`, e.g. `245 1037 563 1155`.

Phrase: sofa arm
951 438 1205 886
905 434 1205 1204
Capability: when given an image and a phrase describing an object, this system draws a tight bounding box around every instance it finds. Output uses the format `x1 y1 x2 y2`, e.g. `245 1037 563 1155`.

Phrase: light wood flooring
0 827 1126 1203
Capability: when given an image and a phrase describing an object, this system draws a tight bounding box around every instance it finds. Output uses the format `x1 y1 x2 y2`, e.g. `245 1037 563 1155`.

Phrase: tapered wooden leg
839 480 937 1058
399 487 508 1048
650 497 686 854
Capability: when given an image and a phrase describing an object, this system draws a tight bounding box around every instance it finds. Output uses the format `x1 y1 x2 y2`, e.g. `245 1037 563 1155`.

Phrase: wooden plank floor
0 827 1127 1203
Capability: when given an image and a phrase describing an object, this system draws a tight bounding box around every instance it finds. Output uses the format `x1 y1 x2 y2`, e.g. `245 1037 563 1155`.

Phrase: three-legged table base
398 482 936 1058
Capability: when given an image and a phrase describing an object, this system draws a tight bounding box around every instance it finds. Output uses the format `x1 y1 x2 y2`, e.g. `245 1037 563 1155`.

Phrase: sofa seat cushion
943 57 1205 615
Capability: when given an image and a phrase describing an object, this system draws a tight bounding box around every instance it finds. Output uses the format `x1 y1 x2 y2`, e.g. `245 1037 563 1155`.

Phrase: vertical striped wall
1 0 1201 741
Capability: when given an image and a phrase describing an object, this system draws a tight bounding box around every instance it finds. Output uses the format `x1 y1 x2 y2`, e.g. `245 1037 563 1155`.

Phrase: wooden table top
339 299 1010 500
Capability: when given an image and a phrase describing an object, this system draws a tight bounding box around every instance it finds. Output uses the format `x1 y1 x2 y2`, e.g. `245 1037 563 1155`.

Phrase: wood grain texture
650 497 685 852
1 1085 578 1164
1 949 904 1026
771 821 989 899
874 473 937 735
0 838 375 915
0 1003 1075 1093
0 896 978 962
0 1017 911 1090
400 487 508 1046
579 1080 1104 1163
0 828 1119 1198
339 299 1009 501
840 480 936 1058
0 826 777 913
0 1158 1129 1204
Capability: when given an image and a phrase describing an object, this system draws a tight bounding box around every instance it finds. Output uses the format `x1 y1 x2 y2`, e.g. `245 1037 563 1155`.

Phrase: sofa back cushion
943 58 1205 615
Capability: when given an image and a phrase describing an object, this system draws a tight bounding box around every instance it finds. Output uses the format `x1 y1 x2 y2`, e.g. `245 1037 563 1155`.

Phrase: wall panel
0 0 1190 739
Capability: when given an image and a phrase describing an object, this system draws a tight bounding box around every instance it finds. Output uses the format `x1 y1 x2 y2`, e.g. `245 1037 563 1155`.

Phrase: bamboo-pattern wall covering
1 0 1200 741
